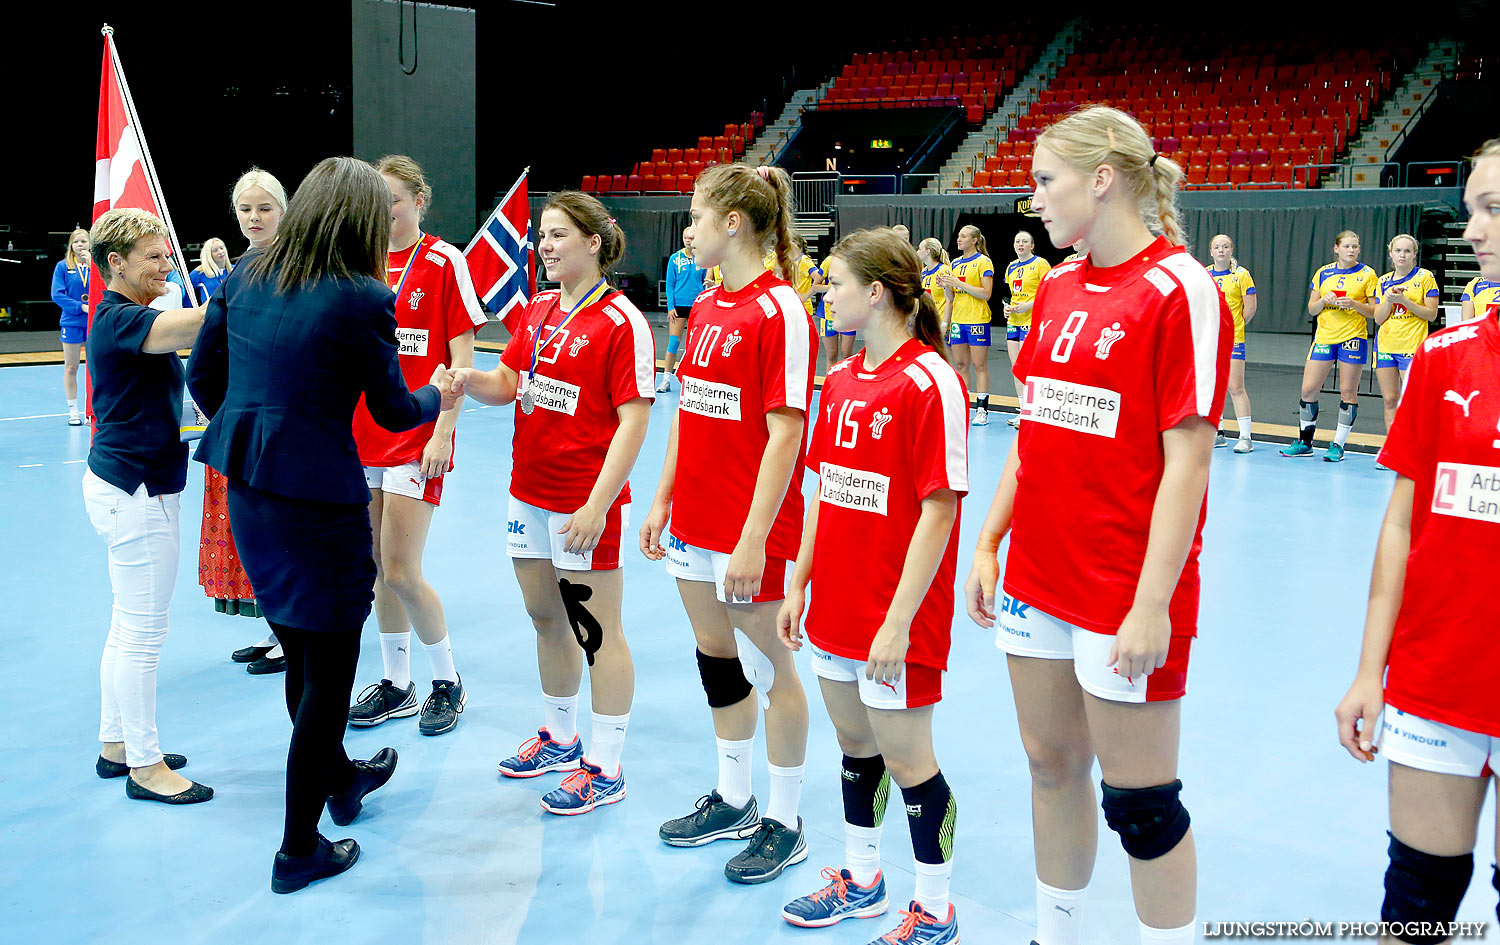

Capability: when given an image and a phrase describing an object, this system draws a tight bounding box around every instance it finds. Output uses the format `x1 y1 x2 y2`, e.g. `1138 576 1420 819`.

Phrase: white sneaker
1233 438 1253 453
1006 416 1020 429
655 374 672 393
972 409 989 427
68 409 82 426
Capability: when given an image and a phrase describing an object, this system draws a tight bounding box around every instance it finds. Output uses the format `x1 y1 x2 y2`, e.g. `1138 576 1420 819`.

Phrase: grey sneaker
1214 433 1229 448
418 677 466 736
725 816 808 884
659 791 760 847
348 679 418 727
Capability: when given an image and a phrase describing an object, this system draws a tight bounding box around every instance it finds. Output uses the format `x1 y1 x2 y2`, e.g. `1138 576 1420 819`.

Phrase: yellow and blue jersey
1310 262 1378 345
1461 276 1500 319
1207 264 1256 343
1004 254 1051 327
1375 267 1440 354
921 263 952 321
1062 252 1085 263
949 252 994 325
792 254 820 318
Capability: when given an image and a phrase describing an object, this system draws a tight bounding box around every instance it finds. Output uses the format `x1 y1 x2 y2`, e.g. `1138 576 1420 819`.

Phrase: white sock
765 762 804 828
716 736 755 809
587 711 629 776
542 691 579 743
256 631 277 648
1139 918 1197 945
1334 422 1353 448
380 631 411 689
1236 415 1252 439
914 859 954 918
265 643 283 660
844 822 883 886
1036 878 1088 945
422 634 457 683
67 398 78 411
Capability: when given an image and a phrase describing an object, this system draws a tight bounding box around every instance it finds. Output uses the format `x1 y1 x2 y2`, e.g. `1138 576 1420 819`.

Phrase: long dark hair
247 157 389 294
831 227 948 357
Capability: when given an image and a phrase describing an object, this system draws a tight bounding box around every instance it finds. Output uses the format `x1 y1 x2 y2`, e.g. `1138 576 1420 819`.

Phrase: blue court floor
1 353 1493 944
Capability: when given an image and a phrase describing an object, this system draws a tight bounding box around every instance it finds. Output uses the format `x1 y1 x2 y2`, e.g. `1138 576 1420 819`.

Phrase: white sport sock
422 634 457 683
765 762 804 828
1036 878 1088 945
1334 422 1353 448
265 643 283 660
587 711 629 776
844 822 883 886
541 691 579 743
716 736 755 808
67 398 79 411
914 859 954 918
1139 918 1197 945
380 631 411 689
256 631 277 648
1236 415 1252 439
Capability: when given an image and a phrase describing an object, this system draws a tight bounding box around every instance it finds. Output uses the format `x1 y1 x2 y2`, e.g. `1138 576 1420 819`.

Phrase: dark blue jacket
186 262 441 505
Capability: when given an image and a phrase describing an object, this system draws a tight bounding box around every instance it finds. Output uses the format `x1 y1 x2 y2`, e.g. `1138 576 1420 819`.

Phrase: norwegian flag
464 169 533 329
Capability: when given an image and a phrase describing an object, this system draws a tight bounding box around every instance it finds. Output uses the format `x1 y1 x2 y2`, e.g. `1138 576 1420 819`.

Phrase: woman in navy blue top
187 156 458 894
50 227 92 424
82 208 210 805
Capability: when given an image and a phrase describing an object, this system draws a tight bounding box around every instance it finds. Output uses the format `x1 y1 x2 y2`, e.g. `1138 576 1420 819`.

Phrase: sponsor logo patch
518 372 581 415
819 462 890 515
1432 462 1500 524
395 327 429 357
1021 376 1122 437
679 377 742 420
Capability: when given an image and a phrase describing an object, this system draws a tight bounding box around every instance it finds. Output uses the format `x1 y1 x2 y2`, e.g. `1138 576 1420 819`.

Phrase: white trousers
83 468 180 769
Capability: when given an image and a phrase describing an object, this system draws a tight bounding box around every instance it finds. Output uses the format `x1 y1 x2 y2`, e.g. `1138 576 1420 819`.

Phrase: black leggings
271 622 361 857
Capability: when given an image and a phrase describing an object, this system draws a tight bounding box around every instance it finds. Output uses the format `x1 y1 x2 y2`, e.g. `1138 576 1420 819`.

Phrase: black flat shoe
231 643 273 663
124 774 214 804
327 747 397 826
271 835 360 894
247 653 287 675
96 753 187 779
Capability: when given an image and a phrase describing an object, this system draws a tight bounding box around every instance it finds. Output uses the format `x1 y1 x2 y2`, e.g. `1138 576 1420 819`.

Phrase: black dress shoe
327 747 397 826
124 774 214 804
271 835 360 894
247 652 287 675
96 753 187 779
231 643 273 663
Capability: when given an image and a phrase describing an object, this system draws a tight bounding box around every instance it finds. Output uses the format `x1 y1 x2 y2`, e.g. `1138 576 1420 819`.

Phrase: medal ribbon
528 278 608 383
389 232 425 299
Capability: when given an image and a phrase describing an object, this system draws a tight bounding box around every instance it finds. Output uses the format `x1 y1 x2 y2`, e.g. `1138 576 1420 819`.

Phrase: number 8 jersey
671 270 819 563
1007 236 1232 637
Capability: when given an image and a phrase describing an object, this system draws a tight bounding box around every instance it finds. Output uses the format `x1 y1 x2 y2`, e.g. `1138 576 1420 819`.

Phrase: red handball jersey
1378 314 1500 736
670 270 818 562
804 339 970 670
500 287 656 512
1005 237 1231 636
352 233 488 467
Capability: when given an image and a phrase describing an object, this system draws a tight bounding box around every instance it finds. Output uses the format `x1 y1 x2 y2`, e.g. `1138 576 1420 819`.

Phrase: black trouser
271 621 361 857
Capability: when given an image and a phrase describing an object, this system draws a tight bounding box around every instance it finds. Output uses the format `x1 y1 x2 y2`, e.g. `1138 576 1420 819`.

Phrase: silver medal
519 382 535 415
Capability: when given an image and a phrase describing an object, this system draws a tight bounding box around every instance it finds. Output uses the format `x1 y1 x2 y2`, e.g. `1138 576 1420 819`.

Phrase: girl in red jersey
640 163 818 884
452 191 654 814
345 156 487 737
1335 139 1500 938
777 228 968 943
964 106 1230 945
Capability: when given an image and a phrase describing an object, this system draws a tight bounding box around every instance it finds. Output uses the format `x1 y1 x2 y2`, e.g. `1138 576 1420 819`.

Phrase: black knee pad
1339 400 1358 426
1380 833 1472 942
696 649 753 708
1100 780 1191 861
557 579 603 666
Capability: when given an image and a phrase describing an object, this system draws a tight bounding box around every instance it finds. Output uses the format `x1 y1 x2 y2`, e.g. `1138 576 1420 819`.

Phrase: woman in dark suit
187 156 459 894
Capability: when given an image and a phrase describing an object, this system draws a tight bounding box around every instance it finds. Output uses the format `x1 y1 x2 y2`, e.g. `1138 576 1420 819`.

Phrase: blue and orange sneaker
540 761 625 815
497 728 583 778
782 867 889 927
867 901 959 944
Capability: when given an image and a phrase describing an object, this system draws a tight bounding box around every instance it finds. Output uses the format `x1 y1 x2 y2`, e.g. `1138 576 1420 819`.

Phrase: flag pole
103 27 197 305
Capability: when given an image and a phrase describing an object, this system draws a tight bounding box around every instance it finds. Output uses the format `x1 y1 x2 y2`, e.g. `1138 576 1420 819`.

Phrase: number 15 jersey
1007 237 1231 637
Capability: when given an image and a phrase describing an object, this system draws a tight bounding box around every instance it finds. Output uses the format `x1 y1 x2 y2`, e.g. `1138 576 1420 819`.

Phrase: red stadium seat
1273 163 1294 186
666 148 683 163
1250 164 1274 184
658 175 677 192
985 155 1003 172
626 175 642 192
611 174 628 192
651 149 667 164
966 104 984 123
677 177 695 194
684 148 700 163
580 175 596 192
973 171 993 188
1207 163 1230 183
667 161 686 176
1249 148 1270 165
1185 166 1207 185
642 176 660 192
1228 165 1251 185
596 175 613 193
1210 149 1229 166
1227 150 1249 166
713 136 729 152
730 136 744 155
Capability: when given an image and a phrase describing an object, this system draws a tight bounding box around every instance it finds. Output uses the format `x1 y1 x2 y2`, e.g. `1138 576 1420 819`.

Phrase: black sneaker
418 677 466 736
659 791 760 847
231 643 273 663
725 816 808 884
348 679 418 727
247 651 287 675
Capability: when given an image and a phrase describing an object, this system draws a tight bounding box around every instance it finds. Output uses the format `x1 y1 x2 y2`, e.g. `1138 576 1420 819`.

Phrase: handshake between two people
427 364 464 412
427 364 519 409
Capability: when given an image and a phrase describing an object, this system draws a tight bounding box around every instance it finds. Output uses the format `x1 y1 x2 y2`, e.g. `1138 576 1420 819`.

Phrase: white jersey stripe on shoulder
914 351 969 492
429 239 488 329
1157 254 1223 418
766 284 812 411
610 295 657 400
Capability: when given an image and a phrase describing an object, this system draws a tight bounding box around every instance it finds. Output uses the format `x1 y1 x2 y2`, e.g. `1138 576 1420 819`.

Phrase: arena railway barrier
1403 159 1467 189
1349 161 1402 188
899 173 939 194
1383 78 1446 167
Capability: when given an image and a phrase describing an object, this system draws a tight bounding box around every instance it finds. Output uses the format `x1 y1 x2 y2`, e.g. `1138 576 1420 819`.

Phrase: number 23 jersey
1007 237 1232 636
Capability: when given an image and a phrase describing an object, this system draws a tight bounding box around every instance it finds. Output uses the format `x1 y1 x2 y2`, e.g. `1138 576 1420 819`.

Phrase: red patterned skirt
199 466 257 602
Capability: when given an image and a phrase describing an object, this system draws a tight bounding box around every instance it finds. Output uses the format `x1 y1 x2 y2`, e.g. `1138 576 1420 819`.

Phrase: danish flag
464 168 534 331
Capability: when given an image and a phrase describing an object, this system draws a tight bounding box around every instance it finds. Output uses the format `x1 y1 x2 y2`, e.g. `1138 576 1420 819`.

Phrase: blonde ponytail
919 237 950 267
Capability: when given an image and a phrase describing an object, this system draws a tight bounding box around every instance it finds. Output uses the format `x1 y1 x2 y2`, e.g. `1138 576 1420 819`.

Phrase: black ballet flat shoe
96 753 187 779
232 643 272 663
271 835 360 894
124 774 214 804
327 747 398 827
247 653 287 675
